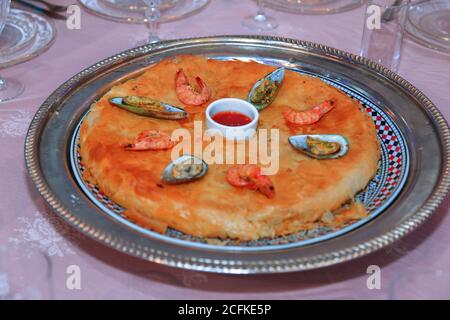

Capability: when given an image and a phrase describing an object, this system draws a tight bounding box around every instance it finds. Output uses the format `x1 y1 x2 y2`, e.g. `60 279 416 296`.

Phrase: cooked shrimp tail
283 98 336 126
125 130 178 151
226 164 275 198
175 69 211 106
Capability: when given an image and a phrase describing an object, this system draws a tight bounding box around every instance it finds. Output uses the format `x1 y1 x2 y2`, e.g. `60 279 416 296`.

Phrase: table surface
1 0 449 300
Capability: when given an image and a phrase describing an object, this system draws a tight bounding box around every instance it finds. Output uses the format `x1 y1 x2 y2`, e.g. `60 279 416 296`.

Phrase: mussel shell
161 155 208 184
109 96 187 120
247 67 285 111
288 134 349 159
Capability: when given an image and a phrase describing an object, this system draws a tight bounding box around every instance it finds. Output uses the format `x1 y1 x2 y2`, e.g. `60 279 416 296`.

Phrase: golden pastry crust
79 55 380 241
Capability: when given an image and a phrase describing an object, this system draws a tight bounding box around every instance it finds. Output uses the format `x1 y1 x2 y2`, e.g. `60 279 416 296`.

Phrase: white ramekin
205 98 259 141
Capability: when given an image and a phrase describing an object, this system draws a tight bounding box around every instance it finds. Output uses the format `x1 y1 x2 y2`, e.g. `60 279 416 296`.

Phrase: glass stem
147 18 159 41
0 77 6 91
257 0 265 15
145 1 161 43
255 0 267 21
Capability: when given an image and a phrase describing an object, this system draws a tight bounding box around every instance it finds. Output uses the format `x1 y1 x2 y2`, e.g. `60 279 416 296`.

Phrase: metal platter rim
24 35 450 274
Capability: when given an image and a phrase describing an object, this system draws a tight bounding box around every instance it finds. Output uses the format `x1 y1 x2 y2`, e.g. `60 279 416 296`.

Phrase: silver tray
25 36 450 274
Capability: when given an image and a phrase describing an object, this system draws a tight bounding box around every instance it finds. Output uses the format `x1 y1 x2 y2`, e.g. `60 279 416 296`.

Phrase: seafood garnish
109 96 187 120
247 67 285 111
288 134 349 159
175 69 211 106
307 136 341 156
283 98 336 125
125 130 178 151
161 155 208 184
226 164 275 198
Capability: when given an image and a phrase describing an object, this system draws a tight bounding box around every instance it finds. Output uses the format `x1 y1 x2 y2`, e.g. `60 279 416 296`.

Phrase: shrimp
226 164 275 199
283 99 336 126
175 69 211 106
125 130 178 151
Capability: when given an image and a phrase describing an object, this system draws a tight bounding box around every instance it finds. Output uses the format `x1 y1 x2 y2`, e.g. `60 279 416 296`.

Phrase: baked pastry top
79 55 380 241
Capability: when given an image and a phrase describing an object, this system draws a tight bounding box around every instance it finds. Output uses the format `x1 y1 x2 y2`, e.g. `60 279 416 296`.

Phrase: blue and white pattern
69 74 409 250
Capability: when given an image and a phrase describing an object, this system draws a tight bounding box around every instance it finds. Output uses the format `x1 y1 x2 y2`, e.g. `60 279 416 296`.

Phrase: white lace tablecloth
1 0 449 299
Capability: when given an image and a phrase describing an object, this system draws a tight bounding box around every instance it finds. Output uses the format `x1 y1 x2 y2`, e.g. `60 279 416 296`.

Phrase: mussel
247 67 285 111
109 96 187 120
161 155 208 184
288 134 349 159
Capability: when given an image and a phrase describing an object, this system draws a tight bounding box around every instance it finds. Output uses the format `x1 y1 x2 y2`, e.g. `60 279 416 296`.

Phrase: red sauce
212 111 252 127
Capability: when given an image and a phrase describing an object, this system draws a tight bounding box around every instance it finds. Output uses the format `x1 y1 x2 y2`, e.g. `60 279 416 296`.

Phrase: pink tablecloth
1 0 449 300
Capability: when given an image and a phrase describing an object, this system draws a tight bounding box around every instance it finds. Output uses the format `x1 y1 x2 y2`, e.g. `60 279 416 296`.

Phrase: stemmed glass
242 0 278 31
142 0 161 44
360 0 410 72
0 0 24 103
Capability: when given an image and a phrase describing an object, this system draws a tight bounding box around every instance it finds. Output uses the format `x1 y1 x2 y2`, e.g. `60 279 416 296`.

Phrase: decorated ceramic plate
25 36 450 273
69 67 409 249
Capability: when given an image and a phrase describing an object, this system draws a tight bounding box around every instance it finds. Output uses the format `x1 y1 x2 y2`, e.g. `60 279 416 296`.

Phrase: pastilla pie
79 55 380 241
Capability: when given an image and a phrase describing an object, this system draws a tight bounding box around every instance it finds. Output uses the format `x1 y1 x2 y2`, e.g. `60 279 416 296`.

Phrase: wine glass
0 0 24 103
360 0 410 72
142 0 161 44
242 0 278 32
